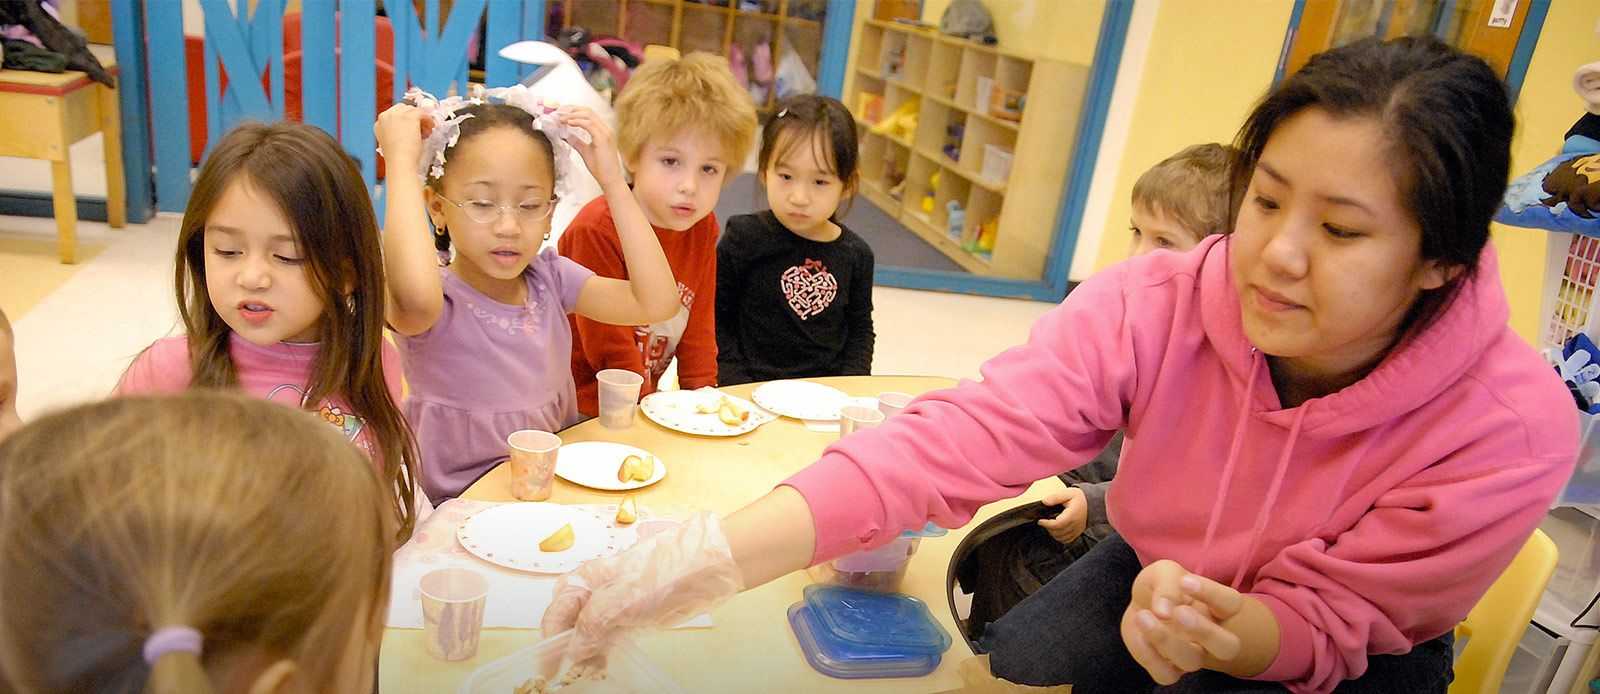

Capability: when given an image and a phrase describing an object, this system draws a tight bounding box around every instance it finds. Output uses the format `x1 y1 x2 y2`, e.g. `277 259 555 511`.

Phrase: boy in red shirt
559 53 757 415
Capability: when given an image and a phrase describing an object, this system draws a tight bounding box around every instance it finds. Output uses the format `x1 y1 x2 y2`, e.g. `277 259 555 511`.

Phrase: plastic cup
507 430 561 501
839 405 886 439
597 369 645 429
419 568 490 661
877 392 914 418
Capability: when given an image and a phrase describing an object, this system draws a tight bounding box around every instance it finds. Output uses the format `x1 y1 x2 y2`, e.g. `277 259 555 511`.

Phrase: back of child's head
1130 143 1237 243
0 392 393 693
759 95 860 190
614 52 758 169
425 102 557 254
174 121 420 539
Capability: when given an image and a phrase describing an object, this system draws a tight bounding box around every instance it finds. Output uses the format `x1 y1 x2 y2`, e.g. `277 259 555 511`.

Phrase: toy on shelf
886 163 907 200
989 87 1025 122
857 93 885 124
943 122 964 161
870 99 919 143
882 42 906 79
946 201 965 241
921 170 939 214
968 217 998 258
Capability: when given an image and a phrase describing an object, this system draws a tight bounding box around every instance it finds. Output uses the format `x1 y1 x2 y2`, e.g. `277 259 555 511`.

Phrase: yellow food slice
616 496 638 525
539 523 575 552
631 455 655 482
618 454 642 482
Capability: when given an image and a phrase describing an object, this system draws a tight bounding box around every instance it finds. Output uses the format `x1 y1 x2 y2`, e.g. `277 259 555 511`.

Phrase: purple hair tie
142 626 203 665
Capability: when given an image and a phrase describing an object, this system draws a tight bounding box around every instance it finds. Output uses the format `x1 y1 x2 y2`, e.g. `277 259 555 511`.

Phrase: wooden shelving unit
846 18 1088 279
549 0 827 113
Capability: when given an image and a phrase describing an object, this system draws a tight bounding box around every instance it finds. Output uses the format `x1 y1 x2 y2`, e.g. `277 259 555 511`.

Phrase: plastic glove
539 512 744 667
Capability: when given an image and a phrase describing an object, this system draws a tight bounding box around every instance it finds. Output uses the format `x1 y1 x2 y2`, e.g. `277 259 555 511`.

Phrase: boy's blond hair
0 393 393 693
1131 143 1238 240
615 52 758 168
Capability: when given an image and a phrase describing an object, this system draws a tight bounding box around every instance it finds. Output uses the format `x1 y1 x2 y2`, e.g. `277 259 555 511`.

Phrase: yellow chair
1449 529 1558 694
643 44 681 63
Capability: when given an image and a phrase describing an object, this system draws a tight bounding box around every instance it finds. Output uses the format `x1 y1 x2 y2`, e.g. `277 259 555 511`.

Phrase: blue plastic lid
802 584 952 654
788 602 941 679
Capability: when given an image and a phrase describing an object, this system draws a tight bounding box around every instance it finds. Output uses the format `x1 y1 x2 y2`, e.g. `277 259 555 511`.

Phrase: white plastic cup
597 369 645 429
839 405 886 439
507 430 561 501
877 392 914 418
419 568 490 661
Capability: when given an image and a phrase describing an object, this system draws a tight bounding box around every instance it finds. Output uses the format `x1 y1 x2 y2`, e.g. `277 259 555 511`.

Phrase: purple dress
397 248 595 500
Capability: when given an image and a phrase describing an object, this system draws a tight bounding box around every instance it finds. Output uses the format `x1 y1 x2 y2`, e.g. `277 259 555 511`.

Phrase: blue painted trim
301 0 338 133
1373 0 1395 41
392 0 414 102
203 33 221 159
0 190 119 223
1033 0 1134 300
424 0 441 91
342 0 379 187
1505 0 1550 106
146 1 192 211
264 0 285 121
817 0 853 98
1275 0 1307 86
202 0 273 119
434 0 488 94
109 0 155 223
1432 0 1459 38
485 0 521 87
874 267 1061 302
522 0 546 80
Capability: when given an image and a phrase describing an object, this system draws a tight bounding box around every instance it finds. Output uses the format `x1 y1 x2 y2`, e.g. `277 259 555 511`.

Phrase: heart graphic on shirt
780 259 839 321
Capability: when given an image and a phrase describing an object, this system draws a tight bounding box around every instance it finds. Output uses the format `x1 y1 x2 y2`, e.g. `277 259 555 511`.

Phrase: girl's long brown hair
175 121 419 540
0 393 393 693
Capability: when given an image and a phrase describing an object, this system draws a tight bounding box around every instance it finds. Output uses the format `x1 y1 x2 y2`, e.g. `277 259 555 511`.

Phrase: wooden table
379 375 1061 693
0 60 126 263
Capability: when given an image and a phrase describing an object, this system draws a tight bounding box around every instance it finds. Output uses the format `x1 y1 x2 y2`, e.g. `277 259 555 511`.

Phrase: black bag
947 501 1102 644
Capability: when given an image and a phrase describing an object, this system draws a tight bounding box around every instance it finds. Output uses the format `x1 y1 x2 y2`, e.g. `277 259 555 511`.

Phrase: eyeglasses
436 194 559 225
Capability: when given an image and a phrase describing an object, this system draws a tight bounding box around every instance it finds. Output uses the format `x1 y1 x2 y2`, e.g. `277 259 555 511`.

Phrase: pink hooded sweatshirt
785 235 1578 693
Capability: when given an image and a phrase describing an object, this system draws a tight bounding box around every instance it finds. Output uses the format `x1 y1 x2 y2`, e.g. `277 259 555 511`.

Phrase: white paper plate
456 503 616 574
639 388 773 437
554 442 666 491
751 380 850 421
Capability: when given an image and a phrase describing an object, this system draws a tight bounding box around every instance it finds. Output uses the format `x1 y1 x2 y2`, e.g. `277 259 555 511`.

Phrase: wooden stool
0 61 126 263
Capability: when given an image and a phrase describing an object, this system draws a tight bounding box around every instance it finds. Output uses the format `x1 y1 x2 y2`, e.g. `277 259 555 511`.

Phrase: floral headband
393 84 593 201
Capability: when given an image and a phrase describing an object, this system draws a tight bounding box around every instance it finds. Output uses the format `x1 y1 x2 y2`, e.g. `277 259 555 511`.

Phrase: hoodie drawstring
1194 350 1261 578
1229 403 1307 589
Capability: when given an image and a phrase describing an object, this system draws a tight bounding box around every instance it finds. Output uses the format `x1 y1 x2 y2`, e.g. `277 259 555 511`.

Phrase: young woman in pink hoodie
539 37 1579 694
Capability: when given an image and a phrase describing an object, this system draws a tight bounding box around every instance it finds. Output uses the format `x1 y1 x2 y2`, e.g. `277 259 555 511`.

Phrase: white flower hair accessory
394 85 594 200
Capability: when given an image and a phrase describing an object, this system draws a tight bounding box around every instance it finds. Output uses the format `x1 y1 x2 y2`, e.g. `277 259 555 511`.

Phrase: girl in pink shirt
116 122 421 543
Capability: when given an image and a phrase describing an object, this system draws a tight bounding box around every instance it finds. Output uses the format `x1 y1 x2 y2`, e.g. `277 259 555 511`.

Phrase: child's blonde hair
0 393 393 693
615 52 758 168
1131 143 1238 240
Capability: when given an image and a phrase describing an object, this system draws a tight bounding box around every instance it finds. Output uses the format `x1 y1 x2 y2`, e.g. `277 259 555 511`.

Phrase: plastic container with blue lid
803 584 952 653
787 603 941 679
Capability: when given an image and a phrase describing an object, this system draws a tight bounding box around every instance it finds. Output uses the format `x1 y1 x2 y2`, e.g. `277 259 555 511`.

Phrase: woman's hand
1122 560 1245 684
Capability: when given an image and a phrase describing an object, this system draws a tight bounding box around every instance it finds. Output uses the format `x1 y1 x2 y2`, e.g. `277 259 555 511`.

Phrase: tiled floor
3 212 1056 421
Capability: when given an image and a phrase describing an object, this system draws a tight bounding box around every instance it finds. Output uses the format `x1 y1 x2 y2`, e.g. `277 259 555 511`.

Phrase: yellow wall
1496 0 1600 344
1092 1 1293 271
919 0 1106 65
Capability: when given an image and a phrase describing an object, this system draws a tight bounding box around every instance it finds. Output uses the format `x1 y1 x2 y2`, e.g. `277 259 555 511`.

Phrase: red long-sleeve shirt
558 196 719 416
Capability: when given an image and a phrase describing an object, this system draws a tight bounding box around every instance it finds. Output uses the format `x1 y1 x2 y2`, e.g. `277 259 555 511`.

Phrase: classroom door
1283 0 1541 79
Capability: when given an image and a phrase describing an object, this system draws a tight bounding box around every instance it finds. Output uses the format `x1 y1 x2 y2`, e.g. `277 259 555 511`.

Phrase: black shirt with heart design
715 211 876 386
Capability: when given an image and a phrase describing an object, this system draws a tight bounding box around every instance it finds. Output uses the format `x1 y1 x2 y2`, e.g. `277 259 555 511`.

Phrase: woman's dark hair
426 103 556 254
1231 36 1513 337
758 94 860 220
